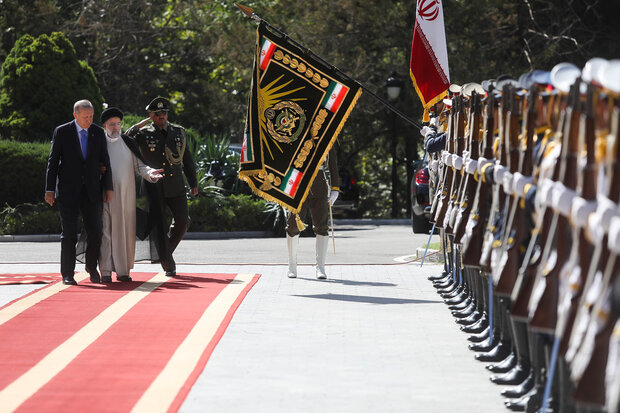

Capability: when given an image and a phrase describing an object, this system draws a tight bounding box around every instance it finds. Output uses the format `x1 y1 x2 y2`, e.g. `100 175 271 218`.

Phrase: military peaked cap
146 97 170 112
100 107 124 124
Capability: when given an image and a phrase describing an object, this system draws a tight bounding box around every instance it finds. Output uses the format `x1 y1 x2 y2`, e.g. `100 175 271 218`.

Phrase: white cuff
608 216 620 255
570 196 597 228
589 195 618 238
462 150 470 163
441 151 449 164
502 171 514 195
493 165 507 183
550 182 576 217
445 153 453 167
537 178 553 208
465 159 478 175
512 172 533 196
453 155 464 170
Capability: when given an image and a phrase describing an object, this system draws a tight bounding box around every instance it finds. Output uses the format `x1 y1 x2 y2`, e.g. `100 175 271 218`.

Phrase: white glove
420 126 431 137
429 116 439 128
147 168 163 183
329 190 339 206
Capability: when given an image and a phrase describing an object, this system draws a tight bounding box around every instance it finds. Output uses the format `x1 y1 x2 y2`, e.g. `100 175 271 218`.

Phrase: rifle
571 101 620 408
462 90 497 269
494 87 534 297
556 83 598 355
529 81 582 334
440 95 466 233
431 101 456 226
479 87 510 270
511 91 557 321
454 92 482 244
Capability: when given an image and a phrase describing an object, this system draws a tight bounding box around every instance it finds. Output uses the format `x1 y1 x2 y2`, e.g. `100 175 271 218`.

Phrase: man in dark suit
45 99 114 285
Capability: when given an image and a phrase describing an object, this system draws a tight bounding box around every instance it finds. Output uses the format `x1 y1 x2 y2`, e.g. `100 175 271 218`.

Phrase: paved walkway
0 224 506 412
0 263 505 413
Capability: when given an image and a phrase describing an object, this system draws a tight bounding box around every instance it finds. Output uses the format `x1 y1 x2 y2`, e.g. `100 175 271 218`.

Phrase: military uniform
126 97 197 275
285 146 340 279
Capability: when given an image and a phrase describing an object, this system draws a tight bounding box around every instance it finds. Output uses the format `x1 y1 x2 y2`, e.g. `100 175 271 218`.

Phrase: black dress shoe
468 328 491 343
505 384 540 411
490 363 530 385
486 352 517 373
501 369 534 398
452 304 476 318
101 274 112 283
475 341 511 362
447 296 471 309
461 318 488 334
456 311 481 326
165 271 176 277
428 271 449 281
116 275 133 282
62 276 78 285
86 268 101 283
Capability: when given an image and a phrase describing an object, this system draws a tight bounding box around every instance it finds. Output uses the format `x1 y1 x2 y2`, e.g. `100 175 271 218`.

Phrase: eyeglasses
153 110 169 116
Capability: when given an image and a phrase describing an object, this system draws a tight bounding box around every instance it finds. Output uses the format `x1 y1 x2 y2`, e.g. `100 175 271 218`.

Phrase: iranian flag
279 168 303 197
410 0 450 121
259 38 276 71
241 132 252 162
321 81 349 113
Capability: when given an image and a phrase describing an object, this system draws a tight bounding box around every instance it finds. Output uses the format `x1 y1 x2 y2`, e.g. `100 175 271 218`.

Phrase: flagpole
235 3 422 130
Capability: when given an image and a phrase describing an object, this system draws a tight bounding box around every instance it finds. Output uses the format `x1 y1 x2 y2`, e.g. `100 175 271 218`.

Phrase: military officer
126 97 198 276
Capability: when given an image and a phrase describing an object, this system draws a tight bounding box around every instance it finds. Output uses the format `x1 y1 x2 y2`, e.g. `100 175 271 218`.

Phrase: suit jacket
45 120 113 203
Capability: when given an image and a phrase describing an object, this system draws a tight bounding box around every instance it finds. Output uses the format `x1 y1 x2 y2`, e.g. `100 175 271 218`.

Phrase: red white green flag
259 38 276 71
321 81 349 113
279 168 303 196
410 0 450 121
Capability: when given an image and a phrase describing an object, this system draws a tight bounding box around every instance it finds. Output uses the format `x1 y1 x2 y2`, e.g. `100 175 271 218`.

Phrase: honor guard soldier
126 97 198 276
286 146 340 280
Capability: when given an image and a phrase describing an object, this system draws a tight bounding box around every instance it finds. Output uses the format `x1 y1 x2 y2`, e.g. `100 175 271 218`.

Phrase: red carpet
0 273 60 285
0 271 260 412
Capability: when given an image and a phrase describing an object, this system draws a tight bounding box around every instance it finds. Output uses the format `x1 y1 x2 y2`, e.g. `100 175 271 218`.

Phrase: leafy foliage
1 0 619 216
0 139 50 206
0 202 61 235
0 32 103 141
187 193 268 232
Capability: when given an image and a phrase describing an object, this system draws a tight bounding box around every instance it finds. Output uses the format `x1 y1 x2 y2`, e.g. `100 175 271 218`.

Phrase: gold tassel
295 214 307 232
423 107 430 122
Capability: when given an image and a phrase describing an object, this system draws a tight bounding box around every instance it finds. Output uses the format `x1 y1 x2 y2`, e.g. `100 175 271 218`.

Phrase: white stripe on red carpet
0 271 260 412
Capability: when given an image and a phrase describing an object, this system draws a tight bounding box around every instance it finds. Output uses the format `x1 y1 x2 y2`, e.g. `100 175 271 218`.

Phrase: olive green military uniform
126 119 197 273
286 146 340 237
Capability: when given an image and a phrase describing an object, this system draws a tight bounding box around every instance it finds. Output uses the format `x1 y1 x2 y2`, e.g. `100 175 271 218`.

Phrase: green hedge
0 194 273 235
0 139 49 206
0 202 61 235
188 194 269 232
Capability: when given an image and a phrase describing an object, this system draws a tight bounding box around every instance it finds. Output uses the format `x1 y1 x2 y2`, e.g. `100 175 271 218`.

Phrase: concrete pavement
0 222 507 412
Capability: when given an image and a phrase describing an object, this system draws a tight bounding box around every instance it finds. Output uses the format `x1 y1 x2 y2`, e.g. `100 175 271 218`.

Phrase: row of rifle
425 60 620 413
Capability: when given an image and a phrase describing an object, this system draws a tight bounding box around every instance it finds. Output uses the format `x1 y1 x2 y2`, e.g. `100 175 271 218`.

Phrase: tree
0 32 103 141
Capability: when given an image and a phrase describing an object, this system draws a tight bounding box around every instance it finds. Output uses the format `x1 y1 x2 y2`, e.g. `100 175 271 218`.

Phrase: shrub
0 139 50 206
188 194 268 232
0 32 103 141
0 202 60 235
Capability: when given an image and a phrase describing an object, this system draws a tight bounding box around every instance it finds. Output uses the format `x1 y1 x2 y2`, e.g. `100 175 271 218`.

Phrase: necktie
80 129 88 159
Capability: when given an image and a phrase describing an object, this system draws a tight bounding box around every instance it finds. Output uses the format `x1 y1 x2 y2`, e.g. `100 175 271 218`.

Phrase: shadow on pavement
292 293 442 305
